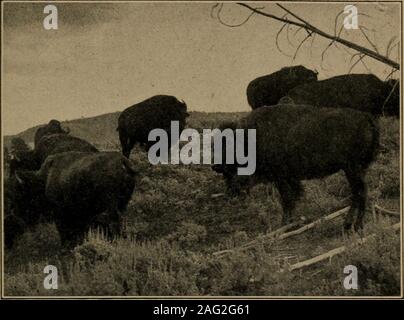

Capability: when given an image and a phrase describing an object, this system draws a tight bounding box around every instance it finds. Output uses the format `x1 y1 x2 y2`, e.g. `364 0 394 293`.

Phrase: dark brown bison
8 151 137 248
4 173 47 249
34 119 70 147
287 74 399 117
212 104 379 231
246 65 318 109
117 95 189 158
9 134 98 176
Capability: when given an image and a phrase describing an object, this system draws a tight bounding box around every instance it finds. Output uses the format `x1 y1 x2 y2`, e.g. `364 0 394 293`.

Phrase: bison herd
4 66 400 249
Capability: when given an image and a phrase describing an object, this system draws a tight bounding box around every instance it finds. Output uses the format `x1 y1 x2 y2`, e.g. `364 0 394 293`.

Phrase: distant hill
4 112 121 151
4 111 247 151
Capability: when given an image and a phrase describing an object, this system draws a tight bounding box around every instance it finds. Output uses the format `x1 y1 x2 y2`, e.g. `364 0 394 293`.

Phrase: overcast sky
3 2 401 135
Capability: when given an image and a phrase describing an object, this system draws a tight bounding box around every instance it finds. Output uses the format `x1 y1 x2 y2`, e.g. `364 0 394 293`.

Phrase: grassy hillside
4 111 248 150
3 112 400 296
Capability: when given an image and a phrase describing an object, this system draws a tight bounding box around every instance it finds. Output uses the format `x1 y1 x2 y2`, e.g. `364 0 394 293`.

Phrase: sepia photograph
1 0 402 299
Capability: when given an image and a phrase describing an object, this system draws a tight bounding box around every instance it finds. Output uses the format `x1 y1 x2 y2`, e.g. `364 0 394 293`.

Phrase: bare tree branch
236 3 400 70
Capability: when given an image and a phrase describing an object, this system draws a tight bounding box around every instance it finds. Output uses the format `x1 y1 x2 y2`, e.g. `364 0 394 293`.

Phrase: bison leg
95 208 122 240
55 212 88 249
344 168 367 231
276 179 303 225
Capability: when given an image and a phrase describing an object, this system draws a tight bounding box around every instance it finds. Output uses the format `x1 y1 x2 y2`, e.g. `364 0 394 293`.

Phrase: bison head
48 119 70 135
291 65 318 82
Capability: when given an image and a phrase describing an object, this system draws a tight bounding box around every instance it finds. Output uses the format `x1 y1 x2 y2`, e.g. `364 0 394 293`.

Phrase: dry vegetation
3 113 400 296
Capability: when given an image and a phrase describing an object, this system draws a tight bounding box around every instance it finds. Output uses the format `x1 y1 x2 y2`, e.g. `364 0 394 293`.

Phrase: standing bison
34 119 70 147
117 95 189 158
8 151 137 248
287 74 399 116
9 134 98 176
212 104 379 231
246 65 318 109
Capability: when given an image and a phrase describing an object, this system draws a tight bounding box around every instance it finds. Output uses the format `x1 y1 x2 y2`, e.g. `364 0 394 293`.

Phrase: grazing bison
34 119 70 147
9 152 137 247
246 65 318 109
212 104 379 231
117 95 189 158
287 74 400 117
9 134 98 176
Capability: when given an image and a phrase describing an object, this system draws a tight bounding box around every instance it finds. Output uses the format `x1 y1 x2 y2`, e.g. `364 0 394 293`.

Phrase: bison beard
212 105 380 231
10 151 137 248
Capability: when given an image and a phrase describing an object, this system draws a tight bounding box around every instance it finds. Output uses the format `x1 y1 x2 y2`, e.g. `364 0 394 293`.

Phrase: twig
276 22 292 57
277 206 350 241
359 26 379 54
213 221 299 257
216 3 264 28
374 204 400 217
348 54 365 74
292 32 312 61
213 206 350 258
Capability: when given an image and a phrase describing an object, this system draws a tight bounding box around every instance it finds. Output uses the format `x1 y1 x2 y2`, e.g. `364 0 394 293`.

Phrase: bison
117 95 189 158
4 173 48 249
34 119 70 147
9 133 98 176
246 65 318 109
286 74 399 117
8 151 138 248
212 104 379 231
